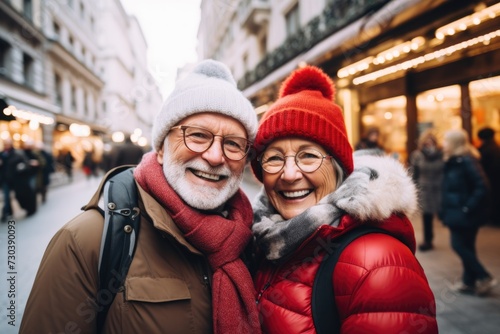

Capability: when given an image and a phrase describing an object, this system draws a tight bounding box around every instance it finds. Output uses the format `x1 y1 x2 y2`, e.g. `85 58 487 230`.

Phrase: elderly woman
250 66 437 333
409 129 444 251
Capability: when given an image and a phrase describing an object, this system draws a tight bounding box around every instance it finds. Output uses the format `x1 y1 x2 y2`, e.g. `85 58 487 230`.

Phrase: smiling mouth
280 189 312 199
190 168 227 182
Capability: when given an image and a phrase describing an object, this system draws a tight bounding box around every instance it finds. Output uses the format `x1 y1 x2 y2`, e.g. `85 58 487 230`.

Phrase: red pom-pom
279 66 335 101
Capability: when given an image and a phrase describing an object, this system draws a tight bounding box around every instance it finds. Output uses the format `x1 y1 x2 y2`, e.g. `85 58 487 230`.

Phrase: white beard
161 146 243 210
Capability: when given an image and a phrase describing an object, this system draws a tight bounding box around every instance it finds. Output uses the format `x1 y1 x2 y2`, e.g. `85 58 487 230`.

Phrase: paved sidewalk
411 214 500 333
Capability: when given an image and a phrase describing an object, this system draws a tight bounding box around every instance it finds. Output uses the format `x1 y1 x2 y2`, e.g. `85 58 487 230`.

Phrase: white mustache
184 160 231 178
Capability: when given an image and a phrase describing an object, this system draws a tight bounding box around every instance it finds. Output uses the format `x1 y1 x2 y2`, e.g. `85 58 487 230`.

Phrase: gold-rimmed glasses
171 125 252 161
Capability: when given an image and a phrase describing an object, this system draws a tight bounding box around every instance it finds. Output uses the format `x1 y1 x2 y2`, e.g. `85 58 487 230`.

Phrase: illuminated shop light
353 29 500 85
137 137 148 147
436 3 500 40
338 57 374 78
1 131 10 140
29 119 40 130
338 37 425 79
112 131 125 143
3 105 55 125
69 123 91 137
374 37 425 65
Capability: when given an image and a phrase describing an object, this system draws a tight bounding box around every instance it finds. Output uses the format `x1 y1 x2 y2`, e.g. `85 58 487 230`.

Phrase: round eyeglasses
171 125 252 161
259 148 333 174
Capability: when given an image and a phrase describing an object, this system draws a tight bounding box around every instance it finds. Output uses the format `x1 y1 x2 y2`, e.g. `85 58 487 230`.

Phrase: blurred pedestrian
477 127 500 226
58 148 74 182
354 127 385 156
36 141 55 203
1 138 23 221
21 139 43 215
82 148 98 179
108 136 144 170
409 129 444 251
440 129 497 295
0 138 37 218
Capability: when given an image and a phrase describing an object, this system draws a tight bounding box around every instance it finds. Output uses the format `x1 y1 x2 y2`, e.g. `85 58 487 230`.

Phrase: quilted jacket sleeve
334 233 437 334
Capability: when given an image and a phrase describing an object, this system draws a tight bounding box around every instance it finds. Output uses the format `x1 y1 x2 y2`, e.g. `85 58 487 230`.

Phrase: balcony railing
238 0 390 90
238 0 270 32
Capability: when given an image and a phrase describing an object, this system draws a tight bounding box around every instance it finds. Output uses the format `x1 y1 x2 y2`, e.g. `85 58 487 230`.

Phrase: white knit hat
152 59 257 151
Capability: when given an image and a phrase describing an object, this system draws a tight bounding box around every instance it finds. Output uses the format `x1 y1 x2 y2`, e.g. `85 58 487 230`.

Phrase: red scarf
134 152 261 334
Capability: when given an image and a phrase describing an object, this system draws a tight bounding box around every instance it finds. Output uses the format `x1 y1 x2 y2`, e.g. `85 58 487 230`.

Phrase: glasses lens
296 149 324 172
223 137 250 160
260 150 286 173
183 126 213 152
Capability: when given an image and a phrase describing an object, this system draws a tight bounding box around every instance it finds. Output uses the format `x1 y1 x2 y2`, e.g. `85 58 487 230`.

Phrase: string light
3 105 54 125
353 30 500 85
435 3 500 40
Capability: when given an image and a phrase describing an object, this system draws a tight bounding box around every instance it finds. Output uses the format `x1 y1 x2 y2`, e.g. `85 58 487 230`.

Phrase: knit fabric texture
251 65 353 181
152 59 257 151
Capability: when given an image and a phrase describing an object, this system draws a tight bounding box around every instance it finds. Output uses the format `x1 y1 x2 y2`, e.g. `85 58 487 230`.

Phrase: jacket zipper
256 282 271 304
256 266 279 304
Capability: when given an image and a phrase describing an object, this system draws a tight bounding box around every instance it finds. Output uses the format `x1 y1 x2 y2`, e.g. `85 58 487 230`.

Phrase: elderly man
20 60 261 334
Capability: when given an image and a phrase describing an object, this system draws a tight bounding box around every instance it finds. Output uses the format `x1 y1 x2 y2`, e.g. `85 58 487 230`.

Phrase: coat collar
136 183 202 255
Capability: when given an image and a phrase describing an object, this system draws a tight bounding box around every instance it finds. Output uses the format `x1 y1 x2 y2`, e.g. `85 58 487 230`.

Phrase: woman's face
261 138 337 220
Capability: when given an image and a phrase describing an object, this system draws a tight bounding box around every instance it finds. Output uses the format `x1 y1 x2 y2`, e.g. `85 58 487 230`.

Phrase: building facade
0 0 55 147
0 0 162 166
198 0 500 162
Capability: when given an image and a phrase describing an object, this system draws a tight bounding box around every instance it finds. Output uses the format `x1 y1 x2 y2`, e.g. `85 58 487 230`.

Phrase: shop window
53 21 61 41
361 96 407 160
259 34 267 56
80 2 85 20
23 53 34 89
416 85 462 143
469 76 500 145
23 0 33 21
83 91 87 116
71 85 77 112
285 4 300 38
54 73 62 106
0 39 11 78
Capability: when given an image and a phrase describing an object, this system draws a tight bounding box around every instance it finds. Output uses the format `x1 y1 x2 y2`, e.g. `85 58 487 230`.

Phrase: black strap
93 167 140 333
312 226 388 334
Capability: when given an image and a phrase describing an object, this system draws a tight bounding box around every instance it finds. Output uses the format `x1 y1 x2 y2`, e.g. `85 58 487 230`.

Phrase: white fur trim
335 155 418 221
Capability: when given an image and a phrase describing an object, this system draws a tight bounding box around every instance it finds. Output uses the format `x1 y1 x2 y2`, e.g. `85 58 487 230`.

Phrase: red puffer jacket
254 214 438 334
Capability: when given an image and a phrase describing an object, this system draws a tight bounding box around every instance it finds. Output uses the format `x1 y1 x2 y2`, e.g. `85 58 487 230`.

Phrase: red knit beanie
251 65 353 182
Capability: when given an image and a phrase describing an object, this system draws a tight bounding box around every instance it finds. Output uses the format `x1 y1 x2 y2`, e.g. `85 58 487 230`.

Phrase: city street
1 168 499 333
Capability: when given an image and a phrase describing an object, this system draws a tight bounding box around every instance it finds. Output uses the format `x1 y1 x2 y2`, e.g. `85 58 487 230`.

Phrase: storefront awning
242 0 446 98
56 114 109 135
2 98 55 124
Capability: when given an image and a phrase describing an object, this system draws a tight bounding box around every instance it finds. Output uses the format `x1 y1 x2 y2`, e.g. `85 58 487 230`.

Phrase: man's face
157 112 248 210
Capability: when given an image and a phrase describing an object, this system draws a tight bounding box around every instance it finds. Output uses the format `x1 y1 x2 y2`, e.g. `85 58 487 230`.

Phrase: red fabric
254 214 437 333
134 152 261 334
251 66 353 181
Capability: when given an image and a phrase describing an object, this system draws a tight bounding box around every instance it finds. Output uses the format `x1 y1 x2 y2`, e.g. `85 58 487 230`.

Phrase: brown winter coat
20 179 213 333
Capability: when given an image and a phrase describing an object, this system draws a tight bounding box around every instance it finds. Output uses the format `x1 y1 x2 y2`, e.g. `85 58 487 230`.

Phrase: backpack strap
312 226 388 334
82 166 140 333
